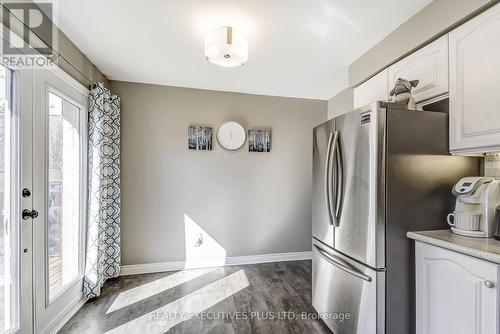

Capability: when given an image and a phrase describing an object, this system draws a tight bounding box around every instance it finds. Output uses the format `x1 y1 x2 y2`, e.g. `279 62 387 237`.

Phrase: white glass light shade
205 26 248 67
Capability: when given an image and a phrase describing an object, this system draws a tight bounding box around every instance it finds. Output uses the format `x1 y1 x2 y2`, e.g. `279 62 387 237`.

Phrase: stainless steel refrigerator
312 102 479 334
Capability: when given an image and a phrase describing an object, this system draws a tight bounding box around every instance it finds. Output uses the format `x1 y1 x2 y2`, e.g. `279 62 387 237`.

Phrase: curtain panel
83 82 121 299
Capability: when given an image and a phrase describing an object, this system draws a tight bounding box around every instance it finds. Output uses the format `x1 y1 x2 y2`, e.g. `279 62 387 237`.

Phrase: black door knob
22 209 38 220
22 188 31 198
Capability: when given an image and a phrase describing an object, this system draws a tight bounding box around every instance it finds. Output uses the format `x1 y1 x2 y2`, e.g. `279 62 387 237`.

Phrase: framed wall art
188 126 213 150
248 129 271 152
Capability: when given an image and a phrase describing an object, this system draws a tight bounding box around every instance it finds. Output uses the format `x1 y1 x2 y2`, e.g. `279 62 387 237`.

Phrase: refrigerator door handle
313 244 372 282
333 132 344 226
324 132 337 225
329 131 340 227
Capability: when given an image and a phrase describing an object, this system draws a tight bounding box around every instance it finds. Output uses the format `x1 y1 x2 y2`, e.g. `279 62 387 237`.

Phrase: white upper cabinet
416 242 498 334
389 35 449 104
353 69 389 109
449 3 500 154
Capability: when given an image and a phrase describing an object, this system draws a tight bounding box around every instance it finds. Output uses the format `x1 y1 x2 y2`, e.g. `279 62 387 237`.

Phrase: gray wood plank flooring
58 260 331 334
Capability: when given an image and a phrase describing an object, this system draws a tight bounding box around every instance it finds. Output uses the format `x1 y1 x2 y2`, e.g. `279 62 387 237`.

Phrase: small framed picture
248 129 271 152
188 126 213 150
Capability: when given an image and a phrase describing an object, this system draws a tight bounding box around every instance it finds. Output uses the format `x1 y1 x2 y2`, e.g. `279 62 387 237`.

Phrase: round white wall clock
217 121 246 150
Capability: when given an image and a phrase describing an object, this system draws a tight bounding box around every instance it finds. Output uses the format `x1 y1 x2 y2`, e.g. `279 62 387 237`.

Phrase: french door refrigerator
312 101 479 334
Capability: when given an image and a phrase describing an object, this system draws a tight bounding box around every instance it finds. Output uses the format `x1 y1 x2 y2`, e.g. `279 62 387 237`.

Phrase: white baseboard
120 251 312 276
120 261 185 276
41 295 88 334
224 251 312 266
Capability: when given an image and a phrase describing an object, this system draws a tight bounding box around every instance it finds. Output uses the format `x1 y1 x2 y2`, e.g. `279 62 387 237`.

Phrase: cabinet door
449 4 500 153
353 70 388 109
389 35 448 103
416 242 498 334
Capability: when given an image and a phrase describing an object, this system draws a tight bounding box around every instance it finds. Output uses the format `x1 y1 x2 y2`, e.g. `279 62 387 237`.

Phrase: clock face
217 121 246 150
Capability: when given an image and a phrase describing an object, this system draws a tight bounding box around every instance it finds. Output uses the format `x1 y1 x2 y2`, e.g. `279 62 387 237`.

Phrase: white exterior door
416 242 498 334
0 66 34 334
449 3 500 154
32 68 88 334
0 58 88 334
0 65 41 334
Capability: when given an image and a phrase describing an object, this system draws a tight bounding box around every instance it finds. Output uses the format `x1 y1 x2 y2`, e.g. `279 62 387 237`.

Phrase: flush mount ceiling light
205 26 248 68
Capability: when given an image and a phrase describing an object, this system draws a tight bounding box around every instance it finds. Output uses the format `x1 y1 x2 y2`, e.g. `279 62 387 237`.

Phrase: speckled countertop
407 229 500 264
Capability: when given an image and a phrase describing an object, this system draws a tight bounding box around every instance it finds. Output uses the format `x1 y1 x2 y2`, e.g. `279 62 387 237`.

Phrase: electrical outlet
194 233 203 247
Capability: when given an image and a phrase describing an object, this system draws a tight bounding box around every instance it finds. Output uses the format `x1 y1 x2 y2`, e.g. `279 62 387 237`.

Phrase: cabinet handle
484 280 495 289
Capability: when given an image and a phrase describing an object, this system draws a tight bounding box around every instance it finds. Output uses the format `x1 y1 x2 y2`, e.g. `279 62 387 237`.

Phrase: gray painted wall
110 81 327 265
349 0 497 86
327 88 353 119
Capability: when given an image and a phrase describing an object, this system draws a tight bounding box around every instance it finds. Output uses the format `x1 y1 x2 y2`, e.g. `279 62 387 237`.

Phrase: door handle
314 244 372 282
324 132 336 225
330 131 341 227
333 134 344 226
22 209 38 220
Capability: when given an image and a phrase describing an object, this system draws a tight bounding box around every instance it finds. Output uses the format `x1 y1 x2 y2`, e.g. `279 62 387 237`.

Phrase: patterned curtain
83 82 121 298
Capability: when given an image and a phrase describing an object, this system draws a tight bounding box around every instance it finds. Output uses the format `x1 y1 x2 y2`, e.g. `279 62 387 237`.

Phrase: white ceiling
50 0 432 100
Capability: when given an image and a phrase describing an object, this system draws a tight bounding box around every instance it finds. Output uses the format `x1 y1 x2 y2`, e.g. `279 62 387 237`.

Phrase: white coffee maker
448 176 500 237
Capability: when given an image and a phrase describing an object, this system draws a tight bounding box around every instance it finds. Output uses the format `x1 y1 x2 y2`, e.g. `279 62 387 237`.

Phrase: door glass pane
0 66 18 333
48 91 81 300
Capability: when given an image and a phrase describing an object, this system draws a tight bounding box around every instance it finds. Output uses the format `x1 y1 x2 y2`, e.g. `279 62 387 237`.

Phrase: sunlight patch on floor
105 270 250 334
106 267 217 314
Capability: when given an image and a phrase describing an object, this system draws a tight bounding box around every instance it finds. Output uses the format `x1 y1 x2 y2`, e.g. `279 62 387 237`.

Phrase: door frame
17 68 35 334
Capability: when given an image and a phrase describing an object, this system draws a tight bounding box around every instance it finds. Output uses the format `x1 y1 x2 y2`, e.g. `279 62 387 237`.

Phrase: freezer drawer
312 239 385 334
